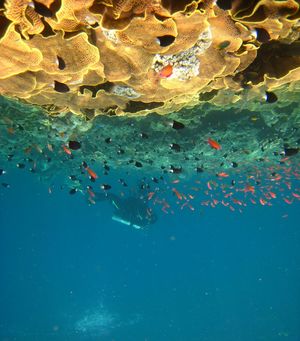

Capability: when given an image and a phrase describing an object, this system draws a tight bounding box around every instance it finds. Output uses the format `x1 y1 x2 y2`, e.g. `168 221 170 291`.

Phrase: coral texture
0 0 299 117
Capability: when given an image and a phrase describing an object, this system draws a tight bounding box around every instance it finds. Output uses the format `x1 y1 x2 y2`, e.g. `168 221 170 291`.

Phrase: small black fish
31 0 53 17
264 91 278 103
216 0 233 10
195 167 203 173
151 177 159 183
117 148 125 155
284 147 299 157
68 140 81 150
105 137 112 144
135 161 143 168
0 169 6 176
90 176 96 183
101 184 111 190
16 163 25 169
169 165 182 174
254 28 271 43
104 164 110 171
231 161 238 168
69 188 77 195
16 124 24 131
54 81 69 93
7 154 13 161
231 180 236 186
29 168 36 173
171 120 185 130
2 183 10 188
119 179 128 187
57 56 66 70
82 161 88 168
156 35 175 47
170 143 181 152
69 175 77 181
139 132 148 139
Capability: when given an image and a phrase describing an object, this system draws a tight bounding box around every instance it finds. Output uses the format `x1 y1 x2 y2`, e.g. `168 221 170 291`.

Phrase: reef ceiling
0 0 300 118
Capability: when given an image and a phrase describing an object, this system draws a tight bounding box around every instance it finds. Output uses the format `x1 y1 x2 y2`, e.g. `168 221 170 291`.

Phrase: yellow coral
0 0 299 117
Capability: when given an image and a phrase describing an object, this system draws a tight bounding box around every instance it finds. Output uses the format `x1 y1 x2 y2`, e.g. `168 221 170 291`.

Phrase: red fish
160 64 173 78
207 138 221 150
217 172 229 178
62 145 72 155
86 167 98 180
172 188 182 200
147 192 155 200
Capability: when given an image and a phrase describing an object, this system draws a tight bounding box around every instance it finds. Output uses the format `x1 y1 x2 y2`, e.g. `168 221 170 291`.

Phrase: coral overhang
0 0 300 117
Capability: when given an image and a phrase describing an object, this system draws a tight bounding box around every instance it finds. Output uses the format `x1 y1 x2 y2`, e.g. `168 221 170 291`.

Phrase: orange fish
207 138 221 150
86 167 98 180
172 188 182 200
147 192 155 200
217 172 229 177
160 64 173 78
292 192 300 199
259 198 267 205
244 185 255 194
62 145 72 155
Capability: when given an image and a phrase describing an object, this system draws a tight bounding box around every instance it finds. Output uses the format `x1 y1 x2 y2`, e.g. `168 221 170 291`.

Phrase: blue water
0 170 299 341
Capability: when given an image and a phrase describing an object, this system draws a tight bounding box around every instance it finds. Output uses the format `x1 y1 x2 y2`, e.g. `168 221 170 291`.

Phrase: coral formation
0 0 300 117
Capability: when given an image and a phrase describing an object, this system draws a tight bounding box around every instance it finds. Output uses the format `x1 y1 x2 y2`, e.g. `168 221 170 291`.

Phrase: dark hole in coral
81 108 95 120
32 1 53 17
103 106 118 116
0 16 10 37
64 31 84 39
154 13 171 21
54 81 70 93
57 56 66 70
88 29 97 46
89 3 106 14
91 22 100 29
254 28 270 43
49 0 61 15
199 89 218 101
234 4 266 22
157 35 176 47
216 0 233 10
79 82 115 98
14 25 27 40
240 41 300 84
40 17 56 37
125 101 164 113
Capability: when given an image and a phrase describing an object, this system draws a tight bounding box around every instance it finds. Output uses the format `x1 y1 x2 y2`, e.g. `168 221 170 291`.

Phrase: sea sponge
0 0 299 117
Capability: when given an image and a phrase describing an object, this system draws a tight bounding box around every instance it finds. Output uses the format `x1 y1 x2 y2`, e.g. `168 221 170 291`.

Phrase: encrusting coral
0 0 300 118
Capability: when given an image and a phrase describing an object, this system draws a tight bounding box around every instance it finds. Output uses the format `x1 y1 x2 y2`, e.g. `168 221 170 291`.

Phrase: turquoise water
0 166 299 340
0 95 300 340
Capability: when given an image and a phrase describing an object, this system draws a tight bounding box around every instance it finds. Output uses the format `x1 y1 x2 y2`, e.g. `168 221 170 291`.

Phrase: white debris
102 29 120 44
111 85 141 99
152 28 212 81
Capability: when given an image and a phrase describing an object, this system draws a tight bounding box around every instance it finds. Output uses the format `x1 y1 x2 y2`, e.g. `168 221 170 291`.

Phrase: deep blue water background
0 169 299 341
